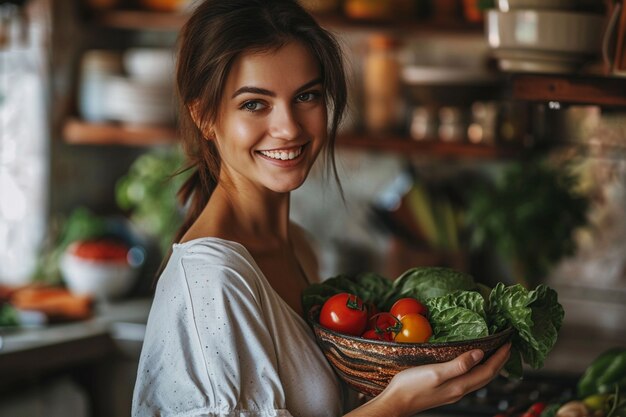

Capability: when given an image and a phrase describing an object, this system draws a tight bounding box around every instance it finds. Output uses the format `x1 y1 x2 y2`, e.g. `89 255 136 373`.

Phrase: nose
268 104 302 140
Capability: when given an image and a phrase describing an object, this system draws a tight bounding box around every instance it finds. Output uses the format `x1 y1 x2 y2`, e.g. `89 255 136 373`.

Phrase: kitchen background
1 0 626 416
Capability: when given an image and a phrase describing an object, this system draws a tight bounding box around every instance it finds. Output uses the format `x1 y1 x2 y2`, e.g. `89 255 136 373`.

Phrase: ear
188 100 215 140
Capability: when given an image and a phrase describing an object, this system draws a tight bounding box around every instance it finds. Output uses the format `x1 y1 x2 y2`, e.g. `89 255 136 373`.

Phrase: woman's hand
350 342 511 417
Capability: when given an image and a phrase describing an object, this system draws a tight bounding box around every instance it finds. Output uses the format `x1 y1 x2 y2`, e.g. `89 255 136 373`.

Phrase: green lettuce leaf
393 267 477 301
522 285 564 369
426 291 489 342
487 283 563 373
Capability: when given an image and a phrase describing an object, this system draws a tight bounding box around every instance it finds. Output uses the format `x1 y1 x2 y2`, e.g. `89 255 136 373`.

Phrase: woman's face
212 41 327 195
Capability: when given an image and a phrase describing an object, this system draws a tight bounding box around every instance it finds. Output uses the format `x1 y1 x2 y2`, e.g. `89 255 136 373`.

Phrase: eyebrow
231 77 323 99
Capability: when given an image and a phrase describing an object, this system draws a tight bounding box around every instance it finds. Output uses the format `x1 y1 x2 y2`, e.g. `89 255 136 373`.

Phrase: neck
210 181 292 246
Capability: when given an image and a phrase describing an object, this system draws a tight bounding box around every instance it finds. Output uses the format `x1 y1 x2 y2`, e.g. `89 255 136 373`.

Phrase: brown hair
172 0 347 246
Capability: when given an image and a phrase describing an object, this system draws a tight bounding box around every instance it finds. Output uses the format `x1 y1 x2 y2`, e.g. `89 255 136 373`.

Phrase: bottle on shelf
363 34 403 135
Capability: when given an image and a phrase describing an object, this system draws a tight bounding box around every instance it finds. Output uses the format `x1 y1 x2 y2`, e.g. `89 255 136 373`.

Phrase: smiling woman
131 1 512 417
211 42 327 195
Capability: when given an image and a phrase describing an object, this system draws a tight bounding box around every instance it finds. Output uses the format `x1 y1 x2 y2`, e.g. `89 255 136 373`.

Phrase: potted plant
466 156 589 288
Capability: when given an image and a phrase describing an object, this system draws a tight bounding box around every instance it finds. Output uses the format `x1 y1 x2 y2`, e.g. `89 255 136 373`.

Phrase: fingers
443 342 512 395
432 348 486 383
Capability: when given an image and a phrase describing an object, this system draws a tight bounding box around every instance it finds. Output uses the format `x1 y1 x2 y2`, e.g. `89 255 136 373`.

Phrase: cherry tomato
362 328 394 342
319 293 368 336
390 297 428 319
367 312 401 331
394 313 433 343
363 312 401 341
526 402 547 416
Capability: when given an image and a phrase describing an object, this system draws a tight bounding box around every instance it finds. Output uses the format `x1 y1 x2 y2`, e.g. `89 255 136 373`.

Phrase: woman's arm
345 343 511 417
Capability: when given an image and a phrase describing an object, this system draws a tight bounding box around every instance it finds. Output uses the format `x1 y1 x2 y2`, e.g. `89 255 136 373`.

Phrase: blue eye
296 92 320 103
241 100 266 112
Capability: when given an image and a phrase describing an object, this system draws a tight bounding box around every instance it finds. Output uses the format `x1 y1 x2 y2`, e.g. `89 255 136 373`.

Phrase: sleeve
132 247 295 417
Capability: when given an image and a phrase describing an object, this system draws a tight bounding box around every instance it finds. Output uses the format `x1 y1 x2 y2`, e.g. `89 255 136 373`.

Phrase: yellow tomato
394 313 433 343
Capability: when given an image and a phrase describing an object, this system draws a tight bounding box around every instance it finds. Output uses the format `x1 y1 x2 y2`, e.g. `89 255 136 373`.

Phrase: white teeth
260 147 303 161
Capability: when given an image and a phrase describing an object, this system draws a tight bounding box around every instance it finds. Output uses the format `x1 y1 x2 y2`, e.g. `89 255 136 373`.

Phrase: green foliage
392 266 477 301
578 348 626 398
115 146 188 255
487 283 564 373
424 282 563 378
0 303 19 327
466 157 589 286
426 291 489 342
33 207 109 284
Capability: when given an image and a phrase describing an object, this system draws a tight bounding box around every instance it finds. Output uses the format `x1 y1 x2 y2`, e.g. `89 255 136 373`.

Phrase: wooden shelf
337 133 522 159
96 9 482 34
512 74 626 108
315 14 482 34
61 120 520 159
98 10 188 31
62 118 177 146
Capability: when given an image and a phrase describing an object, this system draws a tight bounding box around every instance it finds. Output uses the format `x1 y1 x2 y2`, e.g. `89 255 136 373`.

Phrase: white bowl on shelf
124 48 175 84
60 242 143 300
486 10 605 54
486 9 606 73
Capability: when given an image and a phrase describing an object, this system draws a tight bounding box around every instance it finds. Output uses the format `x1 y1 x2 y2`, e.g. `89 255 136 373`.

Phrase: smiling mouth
257 145 305 161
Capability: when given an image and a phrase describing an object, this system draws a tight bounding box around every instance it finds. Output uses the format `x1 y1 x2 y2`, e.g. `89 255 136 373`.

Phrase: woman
132 1 511 416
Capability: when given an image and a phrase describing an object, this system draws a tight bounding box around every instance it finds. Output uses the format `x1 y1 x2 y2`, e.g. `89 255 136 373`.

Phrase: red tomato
319 293 368 336
527 402 547 416
394 313 433 343
390 297 428 319
361 329 379 340
361 328 394 342
364 312 401 341
367 312 401 331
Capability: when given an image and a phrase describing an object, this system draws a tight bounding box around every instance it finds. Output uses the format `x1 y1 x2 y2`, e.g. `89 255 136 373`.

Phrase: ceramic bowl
485 10 605 55
486 10 605 55
309 308 513 397
124 48 175 83
60 242 144 300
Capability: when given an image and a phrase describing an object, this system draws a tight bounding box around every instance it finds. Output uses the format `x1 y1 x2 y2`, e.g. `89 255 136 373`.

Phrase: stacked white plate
104 76 176 126
103 48 177 126
486 0 607 73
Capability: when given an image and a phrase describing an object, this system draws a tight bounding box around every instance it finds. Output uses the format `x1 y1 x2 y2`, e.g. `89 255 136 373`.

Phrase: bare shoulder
290 222 321 284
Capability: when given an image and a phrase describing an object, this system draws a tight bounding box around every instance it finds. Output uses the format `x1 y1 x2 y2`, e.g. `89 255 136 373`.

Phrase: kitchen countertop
0 297 151 390
0 291 623 390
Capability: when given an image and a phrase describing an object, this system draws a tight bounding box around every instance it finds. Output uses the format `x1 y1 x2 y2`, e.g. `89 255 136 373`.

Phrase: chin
266 177 308 194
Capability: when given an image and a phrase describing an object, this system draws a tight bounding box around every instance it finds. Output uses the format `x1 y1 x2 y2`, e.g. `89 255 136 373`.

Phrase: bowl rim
308 305 515 348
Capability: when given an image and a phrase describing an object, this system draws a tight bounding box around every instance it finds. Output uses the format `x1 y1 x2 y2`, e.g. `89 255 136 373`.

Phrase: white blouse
132 238 351 417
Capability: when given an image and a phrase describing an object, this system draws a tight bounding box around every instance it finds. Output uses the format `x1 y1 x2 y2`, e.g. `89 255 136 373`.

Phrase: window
0 2 49 285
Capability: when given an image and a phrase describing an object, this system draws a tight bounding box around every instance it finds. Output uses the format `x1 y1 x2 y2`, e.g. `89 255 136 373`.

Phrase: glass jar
363 34 402 134
78 50 122 122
